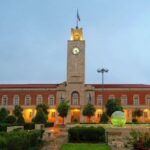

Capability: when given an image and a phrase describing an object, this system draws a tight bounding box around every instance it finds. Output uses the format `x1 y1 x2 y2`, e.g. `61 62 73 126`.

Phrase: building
0 26 150 123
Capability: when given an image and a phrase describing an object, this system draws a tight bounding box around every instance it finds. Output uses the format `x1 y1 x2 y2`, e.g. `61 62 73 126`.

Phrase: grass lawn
60 143 111 150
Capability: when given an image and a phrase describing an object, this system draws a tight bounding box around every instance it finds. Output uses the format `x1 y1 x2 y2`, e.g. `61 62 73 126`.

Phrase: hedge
68 126 105 143
45 122 54 127
0 129 44 150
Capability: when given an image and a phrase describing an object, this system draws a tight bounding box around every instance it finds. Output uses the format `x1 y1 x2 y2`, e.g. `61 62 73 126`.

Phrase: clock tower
67 27 85 84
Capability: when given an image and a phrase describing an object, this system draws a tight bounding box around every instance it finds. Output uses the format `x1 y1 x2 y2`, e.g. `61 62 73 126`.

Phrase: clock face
72 47 80 55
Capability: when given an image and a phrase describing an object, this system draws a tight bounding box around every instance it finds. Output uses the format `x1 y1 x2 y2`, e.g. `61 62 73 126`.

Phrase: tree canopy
106 99 123 117
82 103 96 122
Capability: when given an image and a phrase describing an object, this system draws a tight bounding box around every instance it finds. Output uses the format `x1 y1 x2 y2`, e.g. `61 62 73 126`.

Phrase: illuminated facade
0 26 150 123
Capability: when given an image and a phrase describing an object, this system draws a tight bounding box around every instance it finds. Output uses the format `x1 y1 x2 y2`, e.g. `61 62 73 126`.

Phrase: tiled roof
0 84 58 88
90 84 150 88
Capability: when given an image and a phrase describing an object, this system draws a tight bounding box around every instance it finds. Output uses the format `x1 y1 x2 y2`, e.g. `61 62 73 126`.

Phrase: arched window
36 95 43 105
97 95 103 105
121 95 127 105
13 95 19 105
145 95 150 105
72 92 79 105
133 95 139 105
2 95 8 105
48 95 55 105
25 95 31 105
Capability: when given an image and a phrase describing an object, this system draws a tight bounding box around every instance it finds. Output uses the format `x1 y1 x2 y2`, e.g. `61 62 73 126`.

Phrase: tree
13 105 23 117
36 104 49 115
13 105 25 124
0 108 8 123
106 99 123 117
82 103 96 123
100 112 109 123
33 108 47 124
57 100 69 125
5 115 16 124
133 109 143 122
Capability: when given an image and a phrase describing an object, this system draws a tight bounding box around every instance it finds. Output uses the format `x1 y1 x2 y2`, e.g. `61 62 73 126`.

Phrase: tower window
2 95 8 105
97 95 103 105
13 95 19 105
121 95 127 105
48 95 55 105
133 95 139 105
72 92 79 105
25 95 31 105
36 95 43 105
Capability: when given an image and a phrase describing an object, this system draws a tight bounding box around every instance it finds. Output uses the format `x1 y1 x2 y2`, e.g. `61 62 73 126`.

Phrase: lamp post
97 68 109 111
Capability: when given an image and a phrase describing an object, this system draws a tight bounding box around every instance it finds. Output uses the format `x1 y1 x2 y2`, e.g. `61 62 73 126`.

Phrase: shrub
0 108 9 123
0 123 8 132
17 114 25 124
5 115 16 124
100 112 109 123
68 126 105 143
132 118 138 123
24 122 35 130
0 129 44 150
45 122 54 127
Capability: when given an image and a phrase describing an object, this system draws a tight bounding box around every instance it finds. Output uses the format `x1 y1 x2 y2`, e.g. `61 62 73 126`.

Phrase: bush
0 123 8 132
45 122 54 127
68 126 105 143
132 118 138 123
5 115 16 124
24 122 35 130
17 114 25 124
0 129 44 150
100 112 109 123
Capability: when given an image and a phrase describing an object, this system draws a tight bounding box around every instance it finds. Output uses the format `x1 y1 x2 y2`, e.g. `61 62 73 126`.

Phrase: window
48 95 55 105
87 93 92 104
72 92 79 105
36 95 43 105
133 95 139 105
145 95 150 105
121 95 127 105
109 95 115 99
25 95 31 105
13 95 19 105
97 95 103 105
2 95 8 105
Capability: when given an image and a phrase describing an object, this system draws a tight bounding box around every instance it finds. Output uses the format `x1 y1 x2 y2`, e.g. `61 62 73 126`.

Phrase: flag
77 9 80 22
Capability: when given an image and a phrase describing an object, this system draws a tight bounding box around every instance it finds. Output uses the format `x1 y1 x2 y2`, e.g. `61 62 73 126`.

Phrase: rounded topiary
111 111 126 127
5 115 16 124
100 112 109 123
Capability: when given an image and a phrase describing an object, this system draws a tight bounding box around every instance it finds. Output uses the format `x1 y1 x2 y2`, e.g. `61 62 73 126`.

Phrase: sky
0 0 150 84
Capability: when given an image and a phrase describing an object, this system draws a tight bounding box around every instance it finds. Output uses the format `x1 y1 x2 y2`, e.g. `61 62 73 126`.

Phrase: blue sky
0 0 150 84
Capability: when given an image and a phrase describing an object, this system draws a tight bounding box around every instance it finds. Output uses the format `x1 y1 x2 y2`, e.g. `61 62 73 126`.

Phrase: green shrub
132 118 138 123
0 123 8 132
5 115 16 124
24 122 35 130
0 129 44 150
17 114 25 124
68 126 105 143
100 112 109 123
45 122 54 127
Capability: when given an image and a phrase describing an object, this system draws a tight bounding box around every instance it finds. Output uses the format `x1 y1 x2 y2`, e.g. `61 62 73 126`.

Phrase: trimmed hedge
0 129 44 150
45 122 54 127
68 126 105 143
24 122 35 130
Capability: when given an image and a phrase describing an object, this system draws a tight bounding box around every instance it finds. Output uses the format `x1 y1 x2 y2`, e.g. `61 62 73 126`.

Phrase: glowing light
111 111 126 127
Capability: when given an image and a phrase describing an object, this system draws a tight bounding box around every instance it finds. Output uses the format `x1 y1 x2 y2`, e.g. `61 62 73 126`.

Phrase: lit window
36 95 43 105
48 95 55 105
2 95 8 105
121 95 127 105
133 95 139 105
25 95 31 105
13 95 19 105
97 95 103 105
145 95 150 105
72 92 79 105
109 95 115 99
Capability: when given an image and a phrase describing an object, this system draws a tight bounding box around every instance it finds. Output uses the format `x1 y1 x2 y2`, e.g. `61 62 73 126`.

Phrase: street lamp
97 68 109 111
